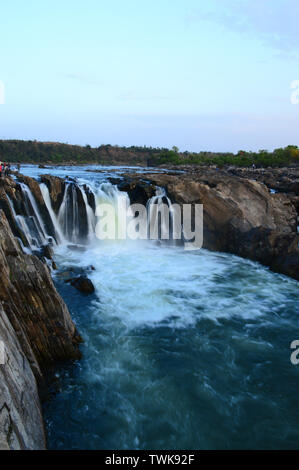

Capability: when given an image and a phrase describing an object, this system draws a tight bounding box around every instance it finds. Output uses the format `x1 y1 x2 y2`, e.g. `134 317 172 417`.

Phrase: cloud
186 0 299 57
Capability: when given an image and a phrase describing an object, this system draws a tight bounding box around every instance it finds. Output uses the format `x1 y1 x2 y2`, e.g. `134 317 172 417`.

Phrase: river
19 164 299 450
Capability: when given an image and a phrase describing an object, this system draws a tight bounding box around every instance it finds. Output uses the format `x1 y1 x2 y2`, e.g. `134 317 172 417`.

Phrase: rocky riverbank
0 176 82 449
115 166 299 281
0 165 298 449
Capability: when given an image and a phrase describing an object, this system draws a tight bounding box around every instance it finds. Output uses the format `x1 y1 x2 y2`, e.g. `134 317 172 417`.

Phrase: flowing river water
18 165 299 449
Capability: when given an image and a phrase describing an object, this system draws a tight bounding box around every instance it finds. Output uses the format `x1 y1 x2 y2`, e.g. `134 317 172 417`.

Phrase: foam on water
17 164 299 450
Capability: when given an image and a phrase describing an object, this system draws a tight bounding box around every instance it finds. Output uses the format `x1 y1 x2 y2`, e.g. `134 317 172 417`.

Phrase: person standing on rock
0 162 2 178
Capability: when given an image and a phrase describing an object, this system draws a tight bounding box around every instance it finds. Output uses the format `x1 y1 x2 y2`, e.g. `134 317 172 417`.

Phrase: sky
0 0 299 152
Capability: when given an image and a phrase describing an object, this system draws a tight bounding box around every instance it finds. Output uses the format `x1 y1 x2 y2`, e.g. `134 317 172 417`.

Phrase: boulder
41 243 54 260
70 276 95 294
116 178 156 205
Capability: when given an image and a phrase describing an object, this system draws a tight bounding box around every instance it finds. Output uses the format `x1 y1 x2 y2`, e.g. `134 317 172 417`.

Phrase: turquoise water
21 165 299 450
43 241 299 449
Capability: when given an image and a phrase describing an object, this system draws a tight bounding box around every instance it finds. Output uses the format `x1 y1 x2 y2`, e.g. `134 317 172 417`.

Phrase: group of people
0 162 11 177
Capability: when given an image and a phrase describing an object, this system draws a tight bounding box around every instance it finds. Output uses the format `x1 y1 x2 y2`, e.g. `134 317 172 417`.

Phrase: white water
20 183 49 245
6 193 39 249
80 186 96 242
8 167 299 449
40 183 65 244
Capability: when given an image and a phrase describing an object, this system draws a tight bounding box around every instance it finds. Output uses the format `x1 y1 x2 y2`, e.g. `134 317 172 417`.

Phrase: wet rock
271 252 299 281
0 210 82 449
0 177 31 247
120 169 299 281
0 210 82 369
40 174 65 214
17 174 57 242
41 243 54 260
52 260 57 270
82 184 96 212
70 276 95 294
57 265 95 281
116 178 156 205
59 183 89 241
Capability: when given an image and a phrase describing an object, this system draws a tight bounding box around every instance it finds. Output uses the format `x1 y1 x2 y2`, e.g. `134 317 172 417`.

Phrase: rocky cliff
0 206 81 449
117 168 299 281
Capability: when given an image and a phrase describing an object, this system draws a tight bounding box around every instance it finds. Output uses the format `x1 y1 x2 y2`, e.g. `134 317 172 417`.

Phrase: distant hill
0 139 298 167
0 140 166 165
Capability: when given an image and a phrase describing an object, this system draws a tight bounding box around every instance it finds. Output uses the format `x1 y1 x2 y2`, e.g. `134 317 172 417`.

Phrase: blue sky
0 0 299 152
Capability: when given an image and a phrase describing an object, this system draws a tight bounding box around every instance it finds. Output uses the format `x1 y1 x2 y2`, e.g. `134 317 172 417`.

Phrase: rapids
15 165 299 449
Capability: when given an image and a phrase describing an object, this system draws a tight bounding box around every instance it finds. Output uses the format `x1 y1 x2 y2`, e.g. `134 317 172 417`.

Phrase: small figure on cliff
4 163 10 176
0 163 3 178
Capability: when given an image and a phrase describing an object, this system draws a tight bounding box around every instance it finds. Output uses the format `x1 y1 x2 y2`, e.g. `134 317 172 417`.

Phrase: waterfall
146 187 178 242
40 183 65 244
42 181 176 245
6 193 40 249
6 177 176 252
79 187 96 242
95 182 131 241
58 184 80 243
20 183 49 246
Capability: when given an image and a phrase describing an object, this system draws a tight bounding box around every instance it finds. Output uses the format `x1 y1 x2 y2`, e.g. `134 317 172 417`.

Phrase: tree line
0 140 298 167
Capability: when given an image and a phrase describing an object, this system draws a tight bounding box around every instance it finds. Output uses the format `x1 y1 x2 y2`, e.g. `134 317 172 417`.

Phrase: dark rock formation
82 184 96 212
0 210 82 449
226 166 299 196
0 177 30 247
116 178 156 205
17 174 57 241
40 175 65 214
40 176 93 242
120 169 299 281
0 303 46 450
70 276 95 295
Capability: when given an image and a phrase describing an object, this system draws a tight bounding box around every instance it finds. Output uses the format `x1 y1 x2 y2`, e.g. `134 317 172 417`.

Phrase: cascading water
40 183 65 244
6 194 35 248
94 182 132 242
19 183 49 246
6 185 51 250
147 187 181 243
80 186 96 242
8 166 299 450
58 183 81 243
11 177 177 251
